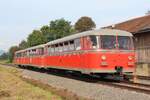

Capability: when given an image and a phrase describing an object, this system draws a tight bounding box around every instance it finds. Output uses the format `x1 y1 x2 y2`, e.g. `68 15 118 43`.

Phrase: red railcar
14 29 135 76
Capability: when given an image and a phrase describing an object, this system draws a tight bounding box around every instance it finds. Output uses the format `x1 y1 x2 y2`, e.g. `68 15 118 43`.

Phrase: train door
81 36 99 71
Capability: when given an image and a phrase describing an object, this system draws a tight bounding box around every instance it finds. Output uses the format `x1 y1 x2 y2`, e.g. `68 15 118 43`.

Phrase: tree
49 18 74 39
19 40 28 50
27 30 47 47
0 52 9 60
75 16 96 32
8 46 20 62
40 25 54 42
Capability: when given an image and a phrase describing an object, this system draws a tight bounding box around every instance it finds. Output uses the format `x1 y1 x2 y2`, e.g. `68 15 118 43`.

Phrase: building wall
134 32 150 48
134 32 150 63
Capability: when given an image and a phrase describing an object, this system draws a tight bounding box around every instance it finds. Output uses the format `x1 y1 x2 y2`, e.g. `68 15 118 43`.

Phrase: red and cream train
14 29 135 77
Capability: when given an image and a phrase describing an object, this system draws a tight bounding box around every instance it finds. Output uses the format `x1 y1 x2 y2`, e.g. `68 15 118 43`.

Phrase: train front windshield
100 35 134 50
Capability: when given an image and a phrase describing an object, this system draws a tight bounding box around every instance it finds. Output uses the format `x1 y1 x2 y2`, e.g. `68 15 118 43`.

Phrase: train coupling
114 66 124 81
115 66 123 75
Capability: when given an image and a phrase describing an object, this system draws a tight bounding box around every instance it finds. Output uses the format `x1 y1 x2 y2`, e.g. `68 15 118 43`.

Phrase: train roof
15 44 45 54
15 29 132 54
46 29 133 45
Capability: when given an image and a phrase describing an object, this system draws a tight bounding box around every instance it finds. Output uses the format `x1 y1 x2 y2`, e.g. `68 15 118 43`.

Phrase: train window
39 48 44 55
55 44 59 52
101 35 116 49
23 52 25 57
29 50 31 56
16 53 20 57
69 40 75 51
75 38 81 50
19 53 21 57
64 42 69 51
24 52 26 57
47 46 51 55
118 36 133 50
87 36 98 49
58 43 63 52
90 36 98 48
51 45 55 53
21 52 23 57
27 50 31 57
31 49 37 56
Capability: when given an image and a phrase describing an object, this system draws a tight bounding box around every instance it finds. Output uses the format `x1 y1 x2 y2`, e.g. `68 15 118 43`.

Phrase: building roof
104 15 150 34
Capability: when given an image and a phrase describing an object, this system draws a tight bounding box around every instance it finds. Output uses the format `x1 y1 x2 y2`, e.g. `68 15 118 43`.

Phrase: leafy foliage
27 30 47 47
19 40 28 50
8 46 20 62
49 18 75 39
40 25 53 42
75 16 96 32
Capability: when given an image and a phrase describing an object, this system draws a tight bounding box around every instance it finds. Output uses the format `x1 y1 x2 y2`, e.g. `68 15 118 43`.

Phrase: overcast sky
0 0 150 51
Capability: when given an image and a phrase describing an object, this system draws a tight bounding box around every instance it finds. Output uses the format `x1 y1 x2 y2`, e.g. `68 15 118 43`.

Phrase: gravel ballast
21 69 150 100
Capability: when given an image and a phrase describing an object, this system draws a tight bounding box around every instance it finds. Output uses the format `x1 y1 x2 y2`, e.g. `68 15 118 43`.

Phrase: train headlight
128 56 133 60
101 55 106 60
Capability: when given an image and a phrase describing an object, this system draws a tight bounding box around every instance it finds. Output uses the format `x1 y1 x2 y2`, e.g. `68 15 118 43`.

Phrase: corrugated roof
105 15 150 33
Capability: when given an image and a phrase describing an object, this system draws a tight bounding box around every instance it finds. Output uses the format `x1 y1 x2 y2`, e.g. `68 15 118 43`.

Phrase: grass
0 59 9 64
0 65 63 100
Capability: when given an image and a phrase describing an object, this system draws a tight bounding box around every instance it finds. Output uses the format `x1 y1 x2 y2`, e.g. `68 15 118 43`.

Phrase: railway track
1 63 150 95
126 74 150 80
137 76 150 80
99 81 150 95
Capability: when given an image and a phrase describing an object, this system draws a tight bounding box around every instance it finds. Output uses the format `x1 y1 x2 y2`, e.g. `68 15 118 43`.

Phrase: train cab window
101 35 116 49
88 36 98 49
75 38 81 50
64 42 69 51
118 36 133 50
69 40 75 51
